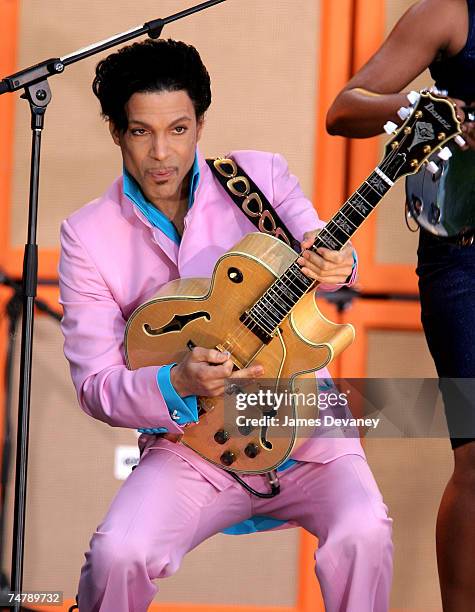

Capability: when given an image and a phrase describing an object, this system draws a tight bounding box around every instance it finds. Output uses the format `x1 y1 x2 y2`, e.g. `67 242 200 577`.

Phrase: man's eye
131 128 147 136
174 126 187 134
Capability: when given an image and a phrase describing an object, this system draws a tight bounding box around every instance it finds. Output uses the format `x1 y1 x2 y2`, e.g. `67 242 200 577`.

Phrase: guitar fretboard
243 169 392 339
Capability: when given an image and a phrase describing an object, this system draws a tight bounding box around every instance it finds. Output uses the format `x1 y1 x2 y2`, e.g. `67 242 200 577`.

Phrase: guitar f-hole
143 311 211 337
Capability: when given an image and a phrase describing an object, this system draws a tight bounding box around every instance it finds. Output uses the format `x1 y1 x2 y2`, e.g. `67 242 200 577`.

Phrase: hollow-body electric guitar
125 92 462 474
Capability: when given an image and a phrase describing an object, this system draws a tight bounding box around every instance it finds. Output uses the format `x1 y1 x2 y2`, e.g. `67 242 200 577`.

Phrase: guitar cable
230 469 281 498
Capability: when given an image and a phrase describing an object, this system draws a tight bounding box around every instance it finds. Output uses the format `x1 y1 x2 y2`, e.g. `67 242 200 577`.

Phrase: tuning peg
438 147 453 161
426 161 440 175
455 135 467 148
429 86 448 97
407 90 421 105
397 106 412 120
384 121 398 134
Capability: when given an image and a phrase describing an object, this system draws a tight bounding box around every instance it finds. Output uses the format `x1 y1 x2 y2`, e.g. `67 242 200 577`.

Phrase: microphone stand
0 1 228 608
0 272 60 612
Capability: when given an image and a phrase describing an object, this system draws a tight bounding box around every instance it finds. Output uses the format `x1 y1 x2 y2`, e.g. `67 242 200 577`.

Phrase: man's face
110 89 203 209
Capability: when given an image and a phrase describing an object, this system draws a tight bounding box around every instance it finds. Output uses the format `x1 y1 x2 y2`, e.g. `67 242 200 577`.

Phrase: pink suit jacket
59 149 364 491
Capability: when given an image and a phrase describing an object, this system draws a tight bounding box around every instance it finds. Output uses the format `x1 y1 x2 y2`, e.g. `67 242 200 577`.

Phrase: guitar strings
218 131 411 364
218 125 419 369
223 128 413 354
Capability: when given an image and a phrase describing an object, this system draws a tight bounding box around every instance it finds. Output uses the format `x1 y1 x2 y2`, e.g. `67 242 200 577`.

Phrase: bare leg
437 441 475 611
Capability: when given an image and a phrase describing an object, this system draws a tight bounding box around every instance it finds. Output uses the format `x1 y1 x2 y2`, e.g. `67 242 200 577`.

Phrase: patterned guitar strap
206 156 305 498
206 157 301 253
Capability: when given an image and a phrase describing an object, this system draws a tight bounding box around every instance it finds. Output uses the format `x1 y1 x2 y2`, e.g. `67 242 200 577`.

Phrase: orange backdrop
0 0 427 610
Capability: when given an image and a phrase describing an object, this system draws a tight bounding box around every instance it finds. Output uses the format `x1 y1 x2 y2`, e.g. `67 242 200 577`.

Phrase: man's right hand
170 347 264 398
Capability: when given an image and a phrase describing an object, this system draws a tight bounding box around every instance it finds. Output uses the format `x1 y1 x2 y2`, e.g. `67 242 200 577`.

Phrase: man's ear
109 121 121 146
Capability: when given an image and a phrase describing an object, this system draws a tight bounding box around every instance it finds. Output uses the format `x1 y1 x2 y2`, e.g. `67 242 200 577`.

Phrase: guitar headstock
381 91 463 183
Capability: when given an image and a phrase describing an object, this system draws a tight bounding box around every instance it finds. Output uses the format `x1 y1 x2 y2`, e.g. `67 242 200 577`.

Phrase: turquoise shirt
123 153 297 534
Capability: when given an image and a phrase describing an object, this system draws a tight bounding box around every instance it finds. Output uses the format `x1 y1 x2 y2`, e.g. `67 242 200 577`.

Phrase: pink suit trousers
78 445 393 612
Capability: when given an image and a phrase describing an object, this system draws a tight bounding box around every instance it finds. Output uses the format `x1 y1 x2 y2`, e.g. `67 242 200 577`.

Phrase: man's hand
298 230 354 285
170 347 264 398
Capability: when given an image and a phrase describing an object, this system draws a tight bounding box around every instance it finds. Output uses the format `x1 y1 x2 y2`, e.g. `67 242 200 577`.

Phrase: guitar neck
240 92 462 342
311 167 392 254
241 166 393 342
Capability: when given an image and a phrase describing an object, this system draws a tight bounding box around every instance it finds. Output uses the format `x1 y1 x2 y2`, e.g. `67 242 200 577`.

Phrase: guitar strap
206 157 301 253
206 156 300 497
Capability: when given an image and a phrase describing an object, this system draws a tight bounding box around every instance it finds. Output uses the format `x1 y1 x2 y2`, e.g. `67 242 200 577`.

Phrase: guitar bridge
215 344 245 370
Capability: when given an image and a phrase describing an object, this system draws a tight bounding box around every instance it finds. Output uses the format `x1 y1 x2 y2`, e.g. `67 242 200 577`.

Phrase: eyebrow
128 116 193 128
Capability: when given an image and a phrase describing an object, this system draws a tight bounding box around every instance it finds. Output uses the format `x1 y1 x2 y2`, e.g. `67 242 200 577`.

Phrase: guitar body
406 141 475 239
125 233 355 473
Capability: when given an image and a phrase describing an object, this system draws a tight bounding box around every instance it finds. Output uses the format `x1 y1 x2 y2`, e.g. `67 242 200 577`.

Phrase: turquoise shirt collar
123 152 200 245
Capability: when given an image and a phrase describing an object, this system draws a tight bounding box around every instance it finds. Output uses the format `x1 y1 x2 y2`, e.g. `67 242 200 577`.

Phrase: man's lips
147 168 177 181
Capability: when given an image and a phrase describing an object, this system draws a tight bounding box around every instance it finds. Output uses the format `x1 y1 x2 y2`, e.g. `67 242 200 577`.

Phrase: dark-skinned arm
326 0 463 137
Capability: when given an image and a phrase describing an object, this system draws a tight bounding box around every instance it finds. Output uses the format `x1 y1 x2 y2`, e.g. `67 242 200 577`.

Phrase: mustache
146 166 178 173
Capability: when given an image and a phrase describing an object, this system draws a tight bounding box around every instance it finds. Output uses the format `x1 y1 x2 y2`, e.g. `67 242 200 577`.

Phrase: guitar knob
244 443 260 458
455 135 467 148
438 147 453 161
429 203 441 224
397 106 412 120
426 161 440 175
237 423 254 436
411 197 423 216
214 429 230 445
383 121 398 135
220 450 237 466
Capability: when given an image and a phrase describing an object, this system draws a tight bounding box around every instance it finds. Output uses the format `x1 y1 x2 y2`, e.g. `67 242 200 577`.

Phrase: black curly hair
92 39 211 132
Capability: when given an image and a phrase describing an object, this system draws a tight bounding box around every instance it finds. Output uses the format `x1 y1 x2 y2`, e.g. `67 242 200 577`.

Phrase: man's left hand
297 229 354 285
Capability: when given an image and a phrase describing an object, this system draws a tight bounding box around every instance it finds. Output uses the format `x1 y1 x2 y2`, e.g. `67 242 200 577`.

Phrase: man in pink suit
59 39 393 611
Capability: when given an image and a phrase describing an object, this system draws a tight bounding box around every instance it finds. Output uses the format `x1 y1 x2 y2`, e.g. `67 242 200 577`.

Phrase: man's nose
150 134 168 160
